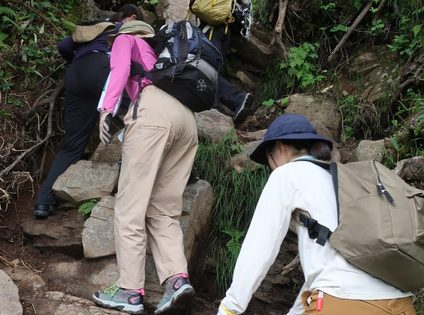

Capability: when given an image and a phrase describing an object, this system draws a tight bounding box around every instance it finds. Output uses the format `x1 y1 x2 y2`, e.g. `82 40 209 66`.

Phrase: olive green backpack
293 159 424 292
189 0 235 26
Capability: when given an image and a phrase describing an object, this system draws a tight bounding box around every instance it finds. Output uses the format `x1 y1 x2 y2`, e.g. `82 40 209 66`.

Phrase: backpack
190 0 235 26
72 21 115 43
292 159 424 292
131 20 223 113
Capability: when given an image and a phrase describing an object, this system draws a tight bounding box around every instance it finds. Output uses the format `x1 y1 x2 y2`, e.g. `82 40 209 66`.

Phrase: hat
72 22 115 43
108 20 155 45
250 114 333 165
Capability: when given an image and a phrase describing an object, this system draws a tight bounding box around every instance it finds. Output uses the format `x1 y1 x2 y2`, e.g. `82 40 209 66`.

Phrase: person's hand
99 111 112 144
217 304 235 315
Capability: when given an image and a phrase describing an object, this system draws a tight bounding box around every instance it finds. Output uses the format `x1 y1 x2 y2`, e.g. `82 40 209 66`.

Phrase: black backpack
131 20 223 113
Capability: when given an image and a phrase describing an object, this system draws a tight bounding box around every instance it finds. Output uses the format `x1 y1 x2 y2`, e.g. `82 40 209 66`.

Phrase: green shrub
280 42 325 89
193 131 269 292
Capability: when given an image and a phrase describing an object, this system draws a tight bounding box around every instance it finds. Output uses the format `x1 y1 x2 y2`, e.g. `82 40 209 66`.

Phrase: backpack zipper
372 160 394 203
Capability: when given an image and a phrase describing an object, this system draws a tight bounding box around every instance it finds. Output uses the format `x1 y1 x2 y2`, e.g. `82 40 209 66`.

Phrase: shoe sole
92 294 144 314
34 208 57 219
154 285 195 315
33 211 49 219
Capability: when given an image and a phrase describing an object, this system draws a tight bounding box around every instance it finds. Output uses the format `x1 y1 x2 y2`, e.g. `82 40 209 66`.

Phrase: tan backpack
72 22 115 43
293 159 424 292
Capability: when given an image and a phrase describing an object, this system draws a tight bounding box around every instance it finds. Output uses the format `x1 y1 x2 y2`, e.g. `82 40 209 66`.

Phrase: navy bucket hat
250 113 333 165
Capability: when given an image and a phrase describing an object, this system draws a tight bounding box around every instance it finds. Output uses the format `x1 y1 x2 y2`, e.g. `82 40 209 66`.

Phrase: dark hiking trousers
35 52 110 205
204 24 246 112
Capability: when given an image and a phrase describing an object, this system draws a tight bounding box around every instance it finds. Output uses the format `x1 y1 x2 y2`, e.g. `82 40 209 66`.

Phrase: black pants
206 24 246 112
35 53 110 205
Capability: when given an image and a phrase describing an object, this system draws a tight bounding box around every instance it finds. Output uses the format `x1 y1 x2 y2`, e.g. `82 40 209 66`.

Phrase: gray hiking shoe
155 273 195 314
92 283 144 314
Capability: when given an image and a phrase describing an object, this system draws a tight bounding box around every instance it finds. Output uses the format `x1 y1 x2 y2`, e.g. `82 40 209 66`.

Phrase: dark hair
118 4 143 21
279 139 332 161
108 12 124 23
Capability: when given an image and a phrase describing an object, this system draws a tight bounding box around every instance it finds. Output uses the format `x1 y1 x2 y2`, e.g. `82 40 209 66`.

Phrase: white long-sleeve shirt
220 158 411 314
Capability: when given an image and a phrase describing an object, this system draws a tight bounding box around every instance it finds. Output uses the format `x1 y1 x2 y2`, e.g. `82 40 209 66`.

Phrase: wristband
219 304 235 315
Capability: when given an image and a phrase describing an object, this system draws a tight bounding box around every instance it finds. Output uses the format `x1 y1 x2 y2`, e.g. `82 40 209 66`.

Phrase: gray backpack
293 159 424 292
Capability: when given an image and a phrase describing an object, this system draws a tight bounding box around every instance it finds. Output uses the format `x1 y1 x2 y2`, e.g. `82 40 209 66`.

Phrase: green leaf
62 18 75 32
330 24 349 33
390 137 400 151
281 97 289 106
262 99 275 107
412 24 422 38
0 6 17 18
78 199 98 216
320 3 336 11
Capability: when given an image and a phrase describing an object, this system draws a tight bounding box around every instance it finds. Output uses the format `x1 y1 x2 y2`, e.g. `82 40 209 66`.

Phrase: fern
0 6 17 18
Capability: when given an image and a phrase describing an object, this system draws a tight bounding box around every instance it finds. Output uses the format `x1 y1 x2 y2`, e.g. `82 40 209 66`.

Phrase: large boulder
52 160 119 204
90 137 122 164
395 156 424 186
180 179 215 261
82 196 115 258
0 270 22 315
195 109 235 143
81 180 214 259
285 94 342 141
355 139 385 162
155 0 190 24
21 208 84 253
230 140 263 172
3 267 47 297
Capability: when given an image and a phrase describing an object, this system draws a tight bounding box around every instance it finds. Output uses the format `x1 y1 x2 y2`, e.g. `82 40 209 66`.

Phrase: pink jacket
99 34 157 113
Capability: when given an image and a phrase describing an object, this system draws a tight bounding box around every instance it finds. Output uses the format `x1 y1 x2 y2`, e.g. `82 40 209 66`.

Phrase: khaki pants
301 291 416 315
115 85 198 289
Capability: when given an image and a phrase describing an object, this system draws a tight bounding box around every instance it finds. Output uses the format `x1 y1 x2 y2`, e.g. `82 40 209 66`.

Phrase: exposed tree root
0 81 64 210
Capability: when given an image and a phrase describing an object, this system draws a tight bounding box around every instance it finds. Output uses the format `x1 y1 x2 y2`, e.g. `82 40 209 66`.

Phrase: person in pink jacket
92 20 197 315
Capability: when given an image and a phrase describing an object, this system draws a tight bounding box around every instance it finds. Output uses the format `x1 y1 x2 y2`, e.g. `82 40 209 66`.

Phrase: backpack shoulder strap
291 158 340 246
292 209 332 246
129 60 152 119
294 158 340 223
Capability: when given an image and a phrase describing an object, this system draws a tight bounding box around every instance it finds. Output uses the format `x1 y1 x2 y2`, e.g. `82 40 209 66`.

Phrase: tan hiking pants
114 85 198 289
301 291 416 315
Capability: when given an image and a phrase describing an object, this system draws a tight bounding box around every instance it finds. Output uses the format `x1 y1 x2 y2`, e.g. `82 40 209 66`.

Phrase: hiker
92 20 197 315
190 0 253 121
32 4 143 219
216 113 416 315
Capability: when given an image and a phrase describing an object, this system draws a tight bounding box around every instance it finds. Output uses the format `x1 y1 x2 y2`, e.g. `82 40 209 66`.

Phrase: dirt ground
0 187 282 315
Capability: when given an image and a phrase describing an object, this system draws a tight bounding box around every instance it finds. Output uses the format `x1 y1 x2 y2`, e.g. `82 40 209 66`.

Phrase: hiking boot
155 273 195 315
234 92 252 122
33 204 57 219
92 284 144 314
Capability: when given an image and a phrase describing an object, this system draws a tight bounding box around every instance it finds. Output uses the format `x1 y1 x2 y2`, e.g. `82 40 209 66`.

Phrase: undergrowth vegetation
254 0 423 165
0 1 75 112
0 1 79 209
193 132 268 292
